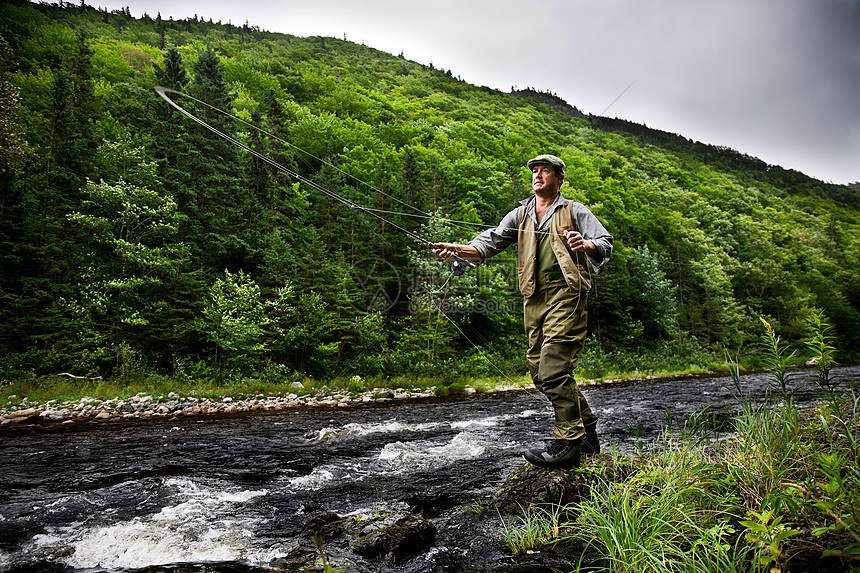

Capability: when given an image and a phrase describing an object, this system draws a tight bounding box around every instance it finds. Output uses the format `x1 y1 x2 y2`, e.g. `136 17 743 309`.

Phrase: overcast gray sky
85 0 860 184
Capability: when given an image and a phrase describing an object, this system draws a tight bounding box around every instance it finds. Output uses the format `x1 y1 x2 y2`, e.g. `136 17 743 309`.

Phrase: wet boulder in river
488 463 593 516
350 512 436 565
302 511 345 540
488 456 638 517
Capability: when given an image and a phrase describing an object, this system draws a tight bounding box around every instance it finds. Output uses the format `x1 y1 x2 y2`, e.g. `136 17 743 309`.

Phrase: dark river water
1 366 858 573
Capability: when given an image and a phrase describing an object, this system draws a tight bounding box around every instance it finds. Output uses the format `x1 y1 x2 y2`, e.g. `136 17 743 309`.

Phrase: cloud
533 0 860 183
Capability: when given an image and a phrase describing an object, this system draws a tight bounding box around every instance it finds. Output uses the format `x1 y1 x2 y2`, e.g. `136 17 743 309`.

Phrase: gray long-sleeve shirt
468 193 614 274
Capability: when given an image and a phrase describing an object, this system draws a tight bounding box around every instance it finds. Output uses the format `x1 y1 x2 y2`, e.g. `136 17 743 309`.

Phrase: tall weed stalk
759 316 801 403
804 308 840 405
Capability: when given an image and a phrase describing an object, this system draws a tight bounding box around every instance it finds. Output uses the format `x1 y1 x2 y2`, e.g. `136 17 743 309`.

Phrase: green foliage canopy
0 0 858 381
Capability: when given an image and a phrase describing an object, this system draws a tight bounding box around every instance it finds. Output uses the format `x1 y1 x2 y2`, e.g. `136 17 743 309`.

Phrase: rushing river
1 366 858 573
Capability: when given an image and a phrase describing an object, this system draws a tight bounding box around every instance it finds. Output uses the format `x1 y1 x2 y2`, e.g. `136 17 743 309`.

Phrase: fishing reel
450 256 476 276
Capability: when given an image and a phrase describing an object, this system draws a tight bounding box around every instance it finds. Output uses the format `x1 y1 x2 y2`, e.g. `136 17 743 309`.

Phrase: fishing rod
154 86 477 275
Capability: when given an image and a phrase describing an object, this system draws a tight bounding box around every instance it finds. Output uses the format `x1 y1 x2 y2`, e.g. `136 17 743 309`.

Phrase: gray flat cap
527 154 566 174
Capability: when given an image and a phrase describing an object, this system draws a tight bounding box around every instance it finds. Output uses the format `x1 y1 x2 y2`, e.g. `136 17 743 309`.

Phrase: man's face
531 164 563 194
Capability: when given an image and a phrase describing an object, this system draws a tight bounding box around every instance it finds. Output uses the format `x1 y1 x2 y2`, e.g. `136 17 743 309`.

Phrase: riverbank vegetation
0 339 739 410
500 315 860 571
2 1 859 386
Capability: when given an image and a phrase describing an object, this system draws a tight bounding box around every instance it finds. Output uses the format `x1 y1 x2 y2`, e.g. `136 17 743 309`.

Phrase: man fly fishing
432 154 613 469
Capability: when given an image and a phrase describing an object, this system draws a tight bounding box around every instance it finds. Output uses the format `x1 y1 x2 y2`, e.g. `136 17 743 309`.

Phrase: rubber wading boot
523 439 582 469
582 425 600 455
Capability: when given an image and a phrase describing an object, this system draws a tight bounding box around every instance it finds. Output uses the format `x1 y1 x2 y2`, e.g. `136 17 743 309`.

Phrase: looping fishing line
156 86 588 402
156 86 438 247
155 86 486 236
155 86 553 239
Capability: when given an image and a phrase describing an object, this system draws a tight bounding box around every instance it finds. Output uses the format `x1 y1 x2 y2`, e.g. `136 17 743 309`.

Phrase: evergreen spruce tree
190 47 231 111
154 46 189 90
186 47 253 271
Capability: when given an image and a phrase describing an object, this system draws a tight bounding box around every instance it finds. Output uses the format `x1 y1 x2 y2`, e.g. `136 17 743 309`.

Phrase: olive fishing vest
517 204 592 298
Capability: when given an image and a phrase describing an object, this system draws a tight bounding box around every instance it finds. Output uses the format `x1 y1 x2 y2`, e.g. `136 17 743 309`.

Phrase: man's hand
431 242 458 260
431 242 480 261
563 230 596 255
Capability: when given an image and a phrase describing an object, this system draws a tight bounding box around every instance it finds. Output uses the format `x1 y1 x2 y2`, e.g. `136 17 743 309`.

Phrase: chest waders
518 205 598 441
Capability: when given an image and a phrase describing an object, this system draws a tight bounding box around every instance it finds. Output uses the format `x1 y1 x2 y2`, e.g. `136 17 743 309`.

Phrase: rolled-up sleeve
572 203 613 275
468 207 521 262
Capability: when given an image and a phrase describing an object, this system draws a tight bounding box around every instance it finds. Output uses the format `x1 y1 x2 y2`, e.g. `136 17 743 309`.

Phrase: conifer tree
0 34 33 366
190 47 231 111
46 32 98 202
181 46 259 275
154 46 188 90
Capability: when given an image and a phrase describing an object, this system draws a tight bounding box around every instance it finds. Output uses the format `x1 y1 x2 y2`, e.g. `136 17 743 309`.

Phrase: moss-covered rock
487 455 639 517
487 463 591 516
350 512 436 565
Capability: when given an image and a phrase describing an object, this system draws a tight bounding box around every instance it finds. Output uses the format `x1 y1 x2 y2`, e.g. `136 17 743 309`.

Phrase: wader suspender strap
560 203 591 274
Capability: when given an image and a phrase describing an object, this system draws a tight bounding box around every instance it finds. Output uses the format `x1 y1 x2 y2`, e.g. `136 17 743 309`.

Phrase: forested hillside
1 0 858 382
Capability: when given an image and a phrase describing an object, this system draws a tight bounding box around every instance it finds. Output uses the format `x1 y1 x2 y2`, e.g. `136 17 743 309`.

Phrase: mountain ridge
510 87 859 200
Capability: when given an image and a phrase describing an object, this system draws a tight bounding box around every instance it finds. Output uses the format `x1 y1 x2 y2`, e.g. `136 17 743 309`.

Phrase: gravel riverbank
0 387 447 428
0 382 535 429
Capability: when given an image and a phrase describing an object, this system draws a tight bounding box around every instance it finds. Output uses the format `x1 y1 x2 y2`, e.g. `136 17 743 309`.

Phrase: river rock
488 456 639 518
488 463 593 516
350 512 436 565
40 409 66 423
6 408 39 423
302 511 345 539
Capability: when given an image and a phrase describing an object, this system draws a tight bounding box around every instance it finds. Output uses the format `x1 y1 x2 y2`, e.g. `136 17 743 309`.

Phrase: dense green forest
1 0 859 383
